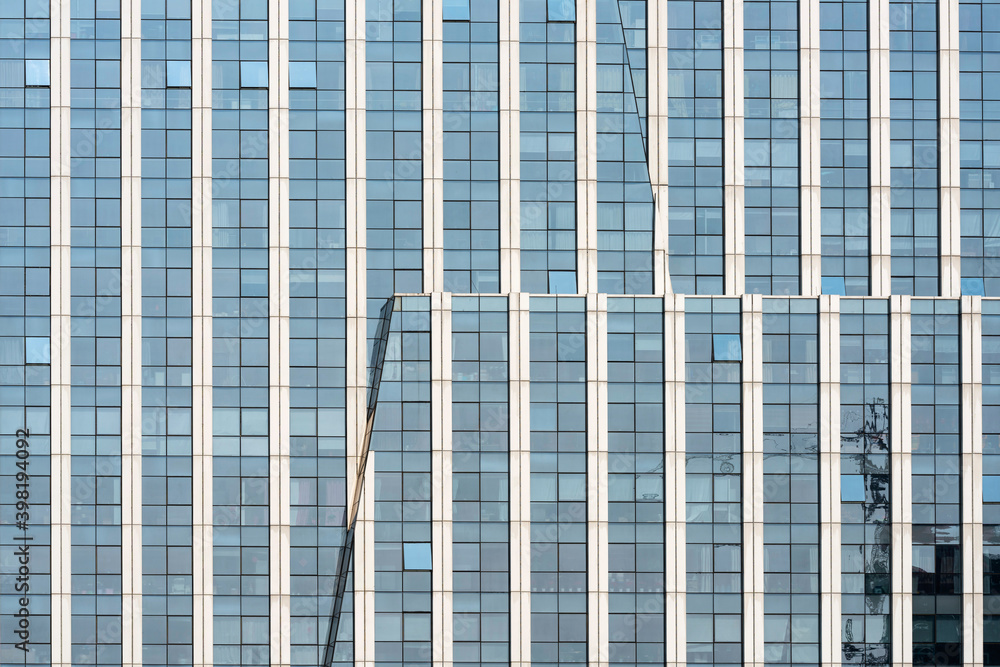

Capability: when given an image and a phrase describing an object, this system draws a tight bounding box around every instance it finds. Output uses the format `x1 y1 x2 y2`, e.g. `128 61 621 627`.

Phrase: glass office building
0 0 998 665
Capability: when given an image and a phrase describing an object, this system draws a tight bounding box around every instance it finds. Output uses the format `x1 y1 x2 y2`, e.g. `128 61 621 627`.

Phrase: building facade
0 0 998 666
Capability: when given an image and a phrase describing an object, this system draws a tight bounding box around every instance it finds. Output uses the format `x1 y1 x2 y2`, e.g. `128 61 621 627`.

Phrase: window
289 61 317 88
443 0 470 20
963 277 986 296
713 334 742 361
548 0 576 21
166 61 191 87
240 61 268 88
403 543 432 570
821 276 847 296
841 475 865 502
25 60 49 87
25 338 50 365
548 271 576 294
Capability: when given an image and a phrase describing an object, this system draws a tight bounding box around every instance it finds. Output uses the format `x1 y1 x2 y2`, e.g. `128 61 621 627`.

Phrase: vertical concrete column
500 0 521 293
724 0 746 295
190 0 214 661
962 295 985 667
587 293 609 667
939 0 962 296
890 295 913 667
268 0 291 662
423 0 445 293
120 0 143 662
432 292 454 667
509 293 532 667
576 0 599 293
799 0 822 295
49 0 71 662
869 0 891 295
648 0 670 295
819 295 842 667
742 294 765 667
664 294 687 667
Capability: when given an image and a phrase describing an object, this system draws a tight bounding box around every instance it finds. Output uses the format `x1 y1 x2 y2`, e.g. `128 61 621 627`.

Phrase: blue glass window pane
25 59 49 86
403 543 432 570
822 276 847 296
241 61 268 88
841 474 865 502
25 337 49 365
713 334 742 361
166 61 191 87
548 271 576 294
548 0 575 21
986 476 1000 503
289 61 317 88
443 0 470 21
962 277 986 296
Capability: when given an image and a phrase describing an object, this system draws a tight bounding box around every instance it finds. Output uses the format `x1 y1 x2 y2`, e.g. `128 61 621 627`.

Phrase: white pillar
742 294 764 667
869 0 891 296
423 0 444 293
49 0 72 661
648 0 670 295
509 293 532 667
799 0 822 296
432 292 454 667
587 293 609 667
120 0 143 661
724 0 746 295
500 0 521 294
962 295 985 667
819 295 842 667
664 294 686 667
939 0 962 297
890 295 913 667
190 0 214 662
576 0 599 293
268 0 291 662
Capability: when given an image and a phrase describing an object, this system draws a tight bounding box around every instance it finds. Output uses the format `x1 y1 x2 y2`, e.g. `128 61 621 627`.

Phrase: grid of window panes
529 296 587 665
451 296 510 666
983 299 1000 666
607 297 665 665
839 299 891 666
618 0 648 147
888 0 938 296
684 297 742 667
910 299 961 665
370 296 433 665
761 298 819 665
69 0 124 662
958 0 1000 297
288 0 351 663
442 1 501 293
0 0 51 662
744 2 799 295
819 0 870 296
519 0 577 294
211 1 270 663
667 0 725 296
366 0 422 354
595 0 655 295
140 0 195 664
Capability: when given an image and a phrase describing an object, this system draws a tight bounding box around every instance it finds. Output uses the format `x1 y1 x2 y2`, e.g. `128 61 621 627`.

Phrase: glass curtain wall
211 1 271 663
529 296 587 665
984 300 1000 666
839 299 891 665
140 0 195 664
684 297 743 667
69 0 124 662
667 0 725 295
819 0 870 296
520 0 577 294
910 300 961 665
0 0 51 662
451 296 511 665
